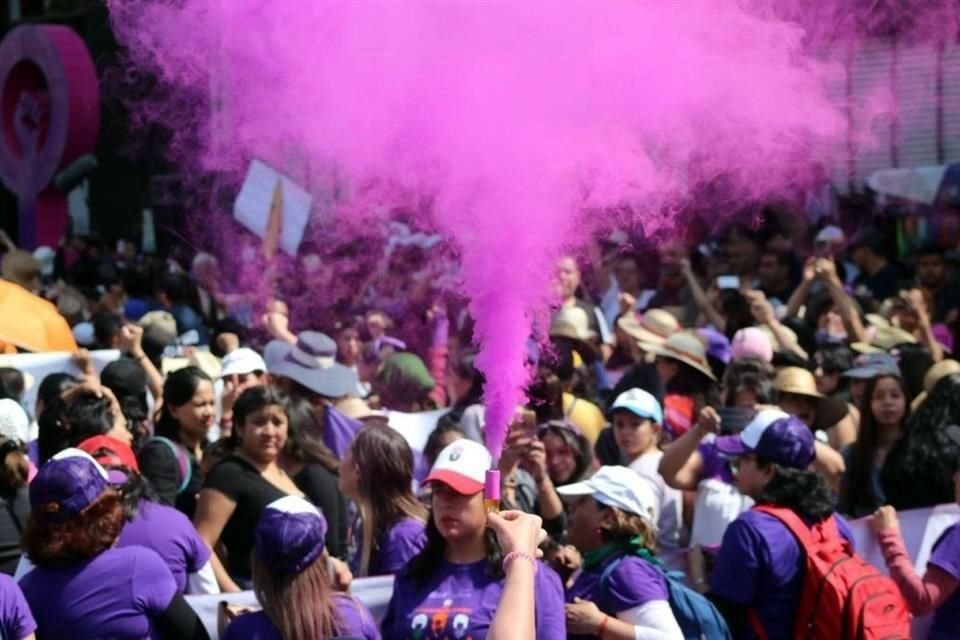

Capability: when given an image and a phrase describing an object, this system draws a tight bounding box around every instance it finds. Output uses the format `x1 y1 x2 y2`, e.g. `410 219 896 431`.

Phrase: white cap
424 439 492 495
815 225 845 244
219 347 267 378
72 322 95 347
556 466 658 525
0 399 28 443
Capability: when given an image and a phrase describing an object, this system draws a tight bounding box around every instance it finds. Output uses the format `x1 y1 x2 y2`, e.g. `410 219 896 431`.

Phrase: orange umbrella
0 280 77 353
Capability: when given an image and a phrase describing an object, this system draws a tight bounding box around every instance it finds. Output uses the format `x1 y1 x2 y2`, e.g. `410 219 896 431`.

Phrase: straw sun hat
648 331 716 381
910 359 960 412
774 367 848 428
617 309 679 348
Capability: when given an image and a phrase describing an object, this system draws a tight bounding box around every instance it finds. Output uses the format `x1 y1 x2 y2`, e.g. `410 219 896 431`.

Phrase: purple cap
30 449 110 524
485 469 501 501
713 409 815 470
697 327 731 365
255 496 328 574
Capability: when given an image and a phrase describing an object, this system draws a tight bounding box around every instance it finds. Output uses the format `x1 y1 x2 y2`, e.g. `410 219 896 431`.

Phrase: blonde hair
598 506 658 553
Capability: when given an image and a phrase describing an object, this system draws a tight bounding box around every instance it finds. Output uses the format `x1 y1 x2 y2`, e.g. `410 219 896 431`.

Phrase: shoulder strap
149 436 191 494
751 505 815 547
597 553 628 592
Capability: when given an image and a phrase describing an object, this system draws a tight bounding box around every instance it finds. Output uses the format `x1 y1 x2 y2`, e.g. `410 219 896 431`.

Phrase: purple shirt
381 559 566 640
566 554 669 640
222 593 381 639
20 546 177 639
0 574 34 640
351 517 427 576
928 522 960 639
710 510 855 640
118 500 211 593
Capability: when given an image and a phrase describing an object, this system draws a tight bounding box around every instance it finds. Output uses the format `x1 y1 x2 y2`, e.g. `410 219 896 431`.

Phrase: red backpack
750 505 911 640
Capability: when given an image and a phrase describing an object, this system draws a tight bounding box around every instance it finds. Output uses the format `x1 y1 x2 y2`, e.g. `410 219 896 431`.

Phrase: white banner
0 350 121 417
848 503 960 639
187 505 960 640
186 575 395 640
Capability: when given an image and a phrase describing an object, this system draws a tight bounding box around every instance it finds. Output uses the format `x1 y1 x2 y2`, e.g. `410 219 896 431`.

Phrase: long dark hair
115 470 159 520
840 374 909 517
350 425 427 575
405 512 503 586
38 390 115 464
447 350 485 418
754 461 835 521
882 373 960 509
539 422 593 483
665 359 721 414
155 366 212 441
284 395 339 474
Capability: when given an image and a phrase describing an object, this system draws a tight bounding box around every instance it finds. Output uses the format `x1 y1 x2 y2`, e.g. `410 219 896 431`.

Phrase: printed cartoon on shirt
407 598 475 640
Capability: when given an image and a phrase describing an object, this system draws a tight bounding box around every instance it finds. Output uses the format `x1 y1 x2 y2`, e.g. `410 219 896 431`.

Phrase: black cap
849 228 886 255
100 358 148 404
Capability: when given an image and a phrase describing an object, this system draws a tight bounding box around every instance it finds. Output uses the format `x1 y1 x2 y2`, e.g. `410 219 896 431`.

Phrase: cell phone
716 275 740 290
814 239 831 258
717 406 757 435
521 409 537 437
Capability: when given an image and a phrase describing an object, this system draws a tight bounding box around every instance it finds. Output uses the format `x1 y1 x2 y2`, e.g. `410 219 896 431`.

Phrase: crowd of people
0 206 958 639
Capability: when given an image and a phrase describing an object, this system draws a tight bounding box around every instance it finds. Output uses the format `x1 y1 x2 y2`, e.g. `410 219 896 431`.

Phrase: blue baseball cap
255 496 328 574
609 388 663 425
841 353 900 380
713 409 815 470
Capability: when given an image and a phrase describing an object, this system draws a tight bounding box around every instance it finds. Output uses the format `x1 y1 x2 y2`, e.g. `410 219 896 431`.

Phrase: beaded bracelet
502 551 538 574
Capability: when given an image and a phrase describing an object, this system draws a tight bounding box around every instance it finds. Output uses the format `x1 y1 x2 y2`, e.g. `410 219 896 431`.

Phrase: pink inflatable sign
0 25 99 248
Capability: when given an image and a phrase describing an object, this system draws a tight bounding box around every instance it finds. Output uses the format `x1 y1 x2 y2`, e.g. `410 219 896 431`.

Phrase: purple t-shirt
20 546 177 639
381 559 566 640
566 554 669 640
118 500 211 593
0 574 34 640
927 522 960 639
350 517 427 577
222 593 381 639
710 510 855 640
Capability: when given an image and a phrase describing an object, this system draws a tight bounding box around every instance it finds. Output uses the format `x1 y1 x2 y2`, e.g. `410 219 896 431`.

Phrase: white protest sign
0 350 121 417
233 159 312 257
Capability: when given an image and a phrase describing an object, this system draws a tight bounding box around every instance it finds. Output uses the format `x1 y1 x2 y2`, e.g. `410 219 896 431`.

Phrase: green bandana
581 536 660 571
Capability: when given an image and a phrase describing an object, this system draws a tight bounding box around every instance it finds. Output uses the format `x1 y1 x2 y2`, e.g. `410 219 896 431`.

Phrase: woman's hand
551 544 582 575
519 439 549 485
871 505 900 534
327 556 353 591
695 406 721 436
565 598 605 634
486 510 546 559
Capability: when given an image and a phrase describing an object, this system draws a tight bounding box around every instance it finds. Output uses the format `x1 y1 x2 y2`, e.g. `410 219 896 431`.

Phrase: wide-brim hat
775 366 848 428
911 359 960 412
851 326 916 354
549 307 599 362
269 331 359 399
617 309 679 348
648 331 717 381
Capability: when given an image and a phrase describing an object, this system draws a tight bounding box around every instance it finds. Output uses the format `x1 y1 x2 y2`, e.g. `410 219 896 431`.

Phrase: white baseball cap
219 348 267 379
424 439 492 495
609 388 663 424
0 399 28 443
556 465 658 524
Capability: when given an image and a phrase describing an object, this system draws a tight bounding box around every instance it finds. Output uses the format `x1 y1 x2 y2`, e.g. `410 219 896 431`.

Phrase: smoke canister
484 469 501 513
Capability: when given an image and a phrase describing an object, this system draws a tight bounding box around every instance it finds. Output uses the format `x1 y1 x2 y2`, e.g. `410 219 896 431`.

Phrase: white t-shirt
628 451 686 550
